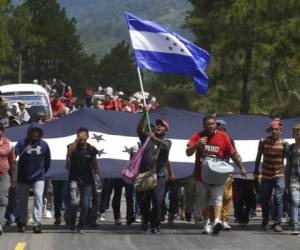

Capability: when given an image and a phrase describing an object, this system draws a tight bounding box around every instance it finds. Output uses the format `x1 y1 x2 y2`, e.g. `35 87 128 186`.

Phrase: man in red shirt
186 115 247 235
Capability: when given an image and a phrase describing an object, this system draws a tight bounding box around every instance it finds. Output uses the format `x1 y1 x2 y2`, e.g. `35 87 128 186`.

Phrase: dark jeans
137 176 167 228
69 181 92 226
261 177 285 225
162 180 180 220
5 187 16 223
233 179 256 223
89 182 102 224
52 180 69 220
99 178 112 214
112 179 134 221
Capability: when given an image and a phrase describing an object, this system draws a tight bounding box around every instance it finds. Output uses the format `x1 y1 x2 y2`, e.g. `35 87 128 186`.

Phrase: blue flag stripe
134 50 206 76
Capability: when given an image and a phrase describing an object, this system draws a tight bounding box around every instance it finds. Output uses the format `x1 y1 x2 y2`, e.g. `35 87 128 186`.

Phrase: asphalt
1 199 300 250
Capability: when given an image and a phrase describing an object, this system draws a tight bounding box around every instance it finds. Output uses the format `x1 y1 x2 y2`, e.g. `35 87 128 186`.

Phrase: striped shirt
257 137 288 180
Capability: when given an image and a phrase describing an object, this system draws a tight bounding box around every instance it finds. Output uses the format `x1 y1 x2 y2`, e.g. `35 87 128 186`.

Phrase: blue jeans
69 181 92 226
16 181 45 226
0 173 10 226
261 177 285 225
290 187 300 230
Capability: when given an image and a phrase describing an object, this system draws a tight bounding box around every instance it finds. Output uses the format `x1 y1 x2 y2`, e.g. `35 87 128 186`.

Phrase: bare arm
92 156 100 176
231 152 247 177
166 160 176 180
9 161 16 189
186 137 208 156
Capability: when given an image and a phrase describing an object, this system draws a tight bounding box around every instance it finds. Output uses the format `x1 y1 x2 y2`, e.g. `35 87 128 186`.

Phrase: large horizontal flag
5 108 298 180
125 12 211 95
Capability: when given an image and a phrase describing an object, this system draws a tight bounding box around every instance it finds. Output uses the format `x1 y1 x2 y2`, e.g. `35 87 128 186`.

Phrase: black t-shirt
138 130 171 177
69 144 98 185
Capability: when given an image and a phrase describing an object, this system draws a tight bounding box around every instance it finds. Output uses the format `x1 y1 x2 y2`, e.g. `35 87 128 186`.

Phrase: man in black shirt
66 127 100 233
136 111 174 233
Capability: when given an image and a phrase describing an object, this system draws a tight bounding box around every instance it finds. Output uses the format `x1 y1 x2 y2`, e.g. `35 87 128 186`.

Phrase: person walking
15 124 51 233
0 123 16 235
255 119 288 232
66 127 100 233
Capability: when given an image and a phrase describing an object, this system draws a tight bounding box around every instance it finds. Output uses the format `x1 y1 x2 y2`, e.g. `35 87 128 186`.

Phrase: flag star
98 148 106 156
169 46 173 50
173 42 177 46
123 146 133 155
166 36 170 41
91 133 105 142
180 48 184 53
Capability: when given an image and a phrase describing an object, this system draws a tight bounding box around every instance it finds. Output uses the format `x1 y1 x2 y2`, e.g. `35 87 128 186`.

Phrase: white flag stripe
129 30 192 56
11 132 294 163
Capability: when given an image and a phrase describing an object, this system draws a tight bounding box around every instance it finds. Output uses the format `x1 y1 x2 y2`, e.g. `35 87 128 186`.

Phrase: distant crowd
0 79 160 128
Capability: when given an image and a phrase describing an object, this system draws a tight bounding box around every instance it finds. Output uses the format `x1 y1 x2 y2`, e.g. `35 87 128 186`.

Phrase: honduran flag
5 108 298 180
125 12 211 95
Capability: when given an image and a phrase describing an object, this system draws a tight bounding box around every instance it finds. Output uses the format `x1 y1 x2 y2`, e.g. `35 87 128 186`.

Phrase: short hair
77 127 89 135
293 124 300 133
203 115 216 125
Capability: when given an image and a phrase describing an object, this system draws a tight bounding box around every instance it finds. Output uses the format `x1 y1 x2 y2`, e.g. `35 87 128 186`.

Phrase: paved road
1 215 300 250
1 198 300 250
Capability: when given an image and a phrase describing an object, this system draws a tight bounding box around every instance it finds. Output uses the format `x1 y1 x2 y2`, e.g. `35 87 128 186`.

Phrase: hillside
59 0 193 58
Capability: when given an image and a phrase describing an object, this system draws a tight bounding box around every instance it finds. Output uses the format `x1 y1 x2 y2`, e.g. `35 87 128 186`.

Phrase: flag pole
137 67 152 132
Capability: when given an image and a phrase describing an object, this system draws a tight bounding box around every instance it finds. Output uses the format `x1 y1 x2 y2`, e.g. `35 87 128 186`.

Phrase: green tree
97 40 138 95
186 0 300 115
0 0 12 80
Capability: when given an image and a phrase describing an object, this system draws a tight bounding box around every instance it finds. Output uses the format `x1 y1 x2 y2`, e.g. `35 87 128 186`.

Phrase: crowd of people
0 105 299 237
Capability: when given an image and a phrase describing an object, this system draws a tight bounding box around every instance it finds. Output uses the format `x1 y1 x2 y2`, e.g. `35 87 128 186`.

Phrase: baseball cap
155 119 170 131
269 119 282 129
216 119 227 131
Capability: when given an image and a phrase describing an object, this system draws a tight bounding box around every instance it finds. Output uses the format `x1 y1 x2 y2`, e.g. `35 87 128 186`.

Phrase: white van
0 83 52 119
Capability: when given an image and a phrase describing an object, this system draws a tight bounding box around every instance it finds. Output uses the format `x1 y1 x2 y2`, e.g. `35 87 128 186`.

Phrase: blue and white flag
5 108 299 180
125 12 211 94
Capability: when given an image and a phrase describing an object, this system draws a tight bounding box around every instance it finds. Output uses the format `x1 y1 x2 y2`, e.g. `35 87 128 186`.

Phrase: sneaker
77 226 84 234
222 221 231 230
33 225 42 234
99 214 106 222
273 224 282 232
18 225 26 233
151 227 160 234
135 218 142 223
70 225 76 232
212 219 223 235
201 222 212 234
115 218 122 226
291 230 299 235
45 210 52 219
0 224 2 235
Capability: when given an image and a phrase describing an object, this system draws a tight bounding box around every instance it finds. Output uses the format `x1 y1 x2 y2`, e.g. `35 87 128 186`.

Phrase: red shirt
51 99 65 115
104 100 114 110
0 137 15 177
187 130 237 181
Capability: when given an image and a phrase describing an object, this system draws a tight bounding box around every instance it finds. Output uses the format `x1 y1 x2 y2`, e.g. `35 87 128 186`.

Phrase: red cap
155 119 170 131
269 119 282 129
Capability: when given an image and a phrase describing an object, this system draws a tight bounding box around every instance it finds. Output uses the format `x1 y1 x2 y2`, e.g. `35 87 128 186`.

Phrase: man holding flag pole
125 12 211 233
